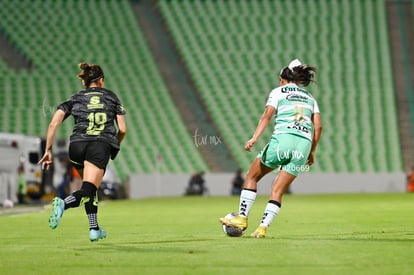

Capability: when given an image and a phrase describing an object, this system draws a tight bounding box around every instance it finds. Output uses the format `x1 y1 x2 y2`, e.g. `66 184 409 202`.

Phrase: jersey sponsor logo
286 93 309 102
281 86 307 93
87 96 104 109
287 122 309 133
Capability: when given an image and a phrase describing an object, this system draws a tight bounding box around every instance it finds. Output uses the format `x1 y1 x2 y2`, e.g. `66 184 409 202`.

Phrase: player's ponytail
291 65 316 87
279 59 316 87
77 62 104 87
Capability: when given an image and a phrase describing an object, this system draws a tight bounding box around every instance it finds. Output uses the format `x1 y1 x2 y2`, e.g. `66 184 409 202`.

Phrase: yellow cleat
250 226 267 238
219 214 248 230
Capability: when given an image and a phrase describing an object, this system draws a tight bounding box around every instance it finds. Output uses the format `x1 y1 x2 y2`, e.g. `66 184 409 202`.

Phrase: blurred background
0 0 413 204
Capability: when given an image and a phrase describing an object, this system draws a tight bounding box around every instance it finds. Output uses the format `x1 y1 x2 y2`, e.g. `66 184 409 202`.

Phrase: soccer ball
2 199 14 208
221 212 246 237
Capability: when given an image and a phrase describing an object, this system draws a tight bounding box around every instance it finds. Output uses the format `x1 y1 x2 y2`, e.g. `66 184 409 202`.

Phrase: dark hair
77 62 104 87
280 64 316 87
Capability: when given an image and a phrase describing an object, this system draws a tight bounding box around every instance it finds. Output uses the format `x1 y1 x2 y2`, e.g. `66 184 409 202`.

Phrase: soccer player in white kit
220 59 322 238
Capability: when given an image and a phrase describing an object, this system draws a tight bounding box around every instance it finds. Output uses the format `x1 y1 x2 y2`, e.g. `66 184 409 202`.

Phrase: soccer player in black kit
39 62 127 241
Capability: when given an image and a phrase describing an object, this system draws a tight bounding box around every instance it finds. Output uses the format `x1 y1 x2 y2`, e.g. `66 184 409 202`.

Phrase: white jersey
265 83 320 141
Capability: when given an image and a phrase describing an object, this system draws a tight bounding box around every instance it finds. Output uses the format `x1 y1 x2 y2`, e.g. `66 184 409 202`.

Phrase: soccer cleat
90 228 107 242
49 197 65 229
250 226 267 238
219 214 248 230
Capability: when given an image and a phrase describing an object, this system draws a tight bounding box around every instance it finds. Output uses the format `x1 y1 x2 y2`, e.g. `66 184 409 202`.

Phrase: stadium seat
0 0 404 176
158 0 403 173
0 0 208 179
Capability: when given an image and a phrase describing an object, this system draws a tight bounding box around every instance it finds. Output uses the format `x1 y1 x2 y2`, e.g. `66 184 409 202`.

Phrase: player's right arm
38 109 66 170
245 106 275 151
245 89 279 151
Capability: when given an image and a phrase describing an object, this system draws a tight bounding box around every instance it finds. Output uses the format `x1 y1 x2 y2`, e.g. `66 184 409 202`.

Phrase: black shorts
69 141 112 170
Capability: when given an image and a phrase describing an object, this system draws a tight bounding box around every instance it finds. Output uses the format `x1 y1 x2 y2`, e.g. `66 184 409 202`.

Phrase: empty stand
159 0 403 172
0 0 404 176
0 0 208 179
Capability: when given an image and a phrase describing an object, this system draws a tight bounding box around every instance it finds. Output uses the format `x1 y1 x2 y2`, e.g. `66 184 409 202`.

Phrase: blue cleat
90 228 107 242
49 197 65 229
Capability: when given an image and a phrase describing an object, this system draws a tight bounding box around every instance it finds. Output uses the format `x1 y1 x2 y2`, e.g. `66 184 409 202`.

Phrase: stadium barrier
126 172 406 199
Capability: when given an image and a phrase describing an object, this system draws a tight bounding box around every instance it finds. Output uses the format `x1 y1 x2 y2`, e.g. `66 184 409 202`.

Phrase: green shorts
257 134 312 176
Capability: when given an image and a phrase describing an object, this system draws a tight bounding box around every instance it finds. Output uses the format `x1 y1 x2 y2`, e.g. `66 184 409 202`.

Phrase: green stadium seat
0 0 404 176
0 0 208 179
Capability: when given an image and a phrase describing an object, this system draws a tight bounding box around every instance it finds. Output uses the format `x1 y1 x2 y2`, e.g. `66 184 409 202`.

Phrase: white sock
259 202 281 227
239 190 257 217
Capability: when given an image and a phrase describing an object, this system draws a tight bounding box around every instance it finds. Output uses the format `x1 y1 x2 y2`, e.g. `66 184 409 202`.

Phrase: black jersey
58 87 126 149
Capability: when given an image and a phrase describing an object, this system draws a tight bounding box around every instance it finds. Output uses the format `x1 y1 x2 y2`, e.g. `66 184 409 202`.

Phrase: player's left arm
116 114 127 144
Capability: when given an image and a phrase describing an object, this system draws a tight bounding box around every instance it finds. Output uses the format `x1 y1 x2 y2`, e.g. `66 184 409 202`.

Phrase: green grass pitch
1 193 413 275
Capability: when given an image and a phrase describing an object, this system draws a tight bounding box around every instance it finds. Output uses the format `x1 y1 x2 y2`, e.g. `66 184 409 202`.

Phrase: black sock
64 181 97 209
